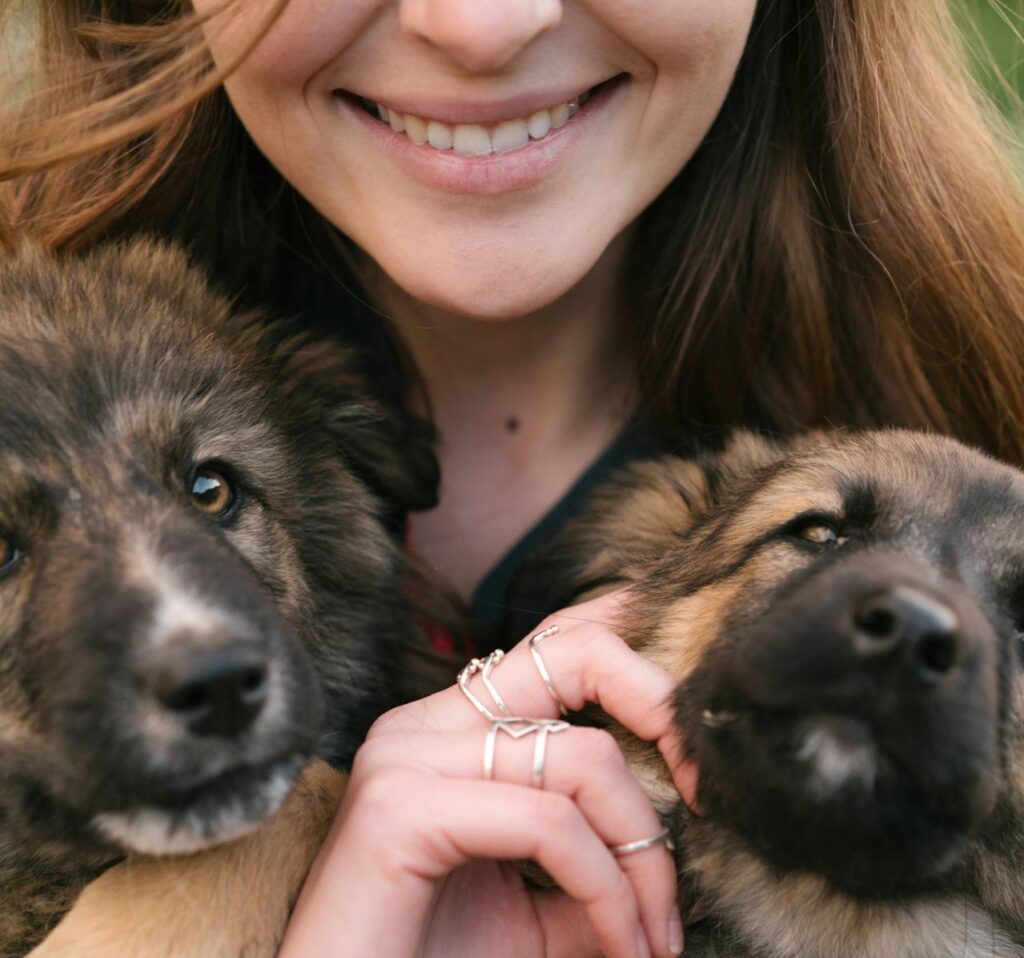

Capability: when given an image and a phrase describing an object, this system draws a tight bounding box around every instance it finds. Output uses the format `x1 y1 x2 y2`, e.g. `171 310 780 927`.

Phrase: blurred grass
954 0 1024 117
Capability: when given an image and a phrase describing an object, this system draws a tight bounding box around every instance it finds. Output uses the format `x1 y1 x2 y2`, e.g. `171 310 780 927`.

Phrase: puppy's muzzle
687 550 1000 896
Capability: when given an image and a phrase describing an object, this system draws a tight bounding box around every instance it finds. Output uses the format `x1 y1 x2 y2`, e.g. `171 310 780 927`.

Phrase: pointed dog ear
267 332 440 516
326 398 440 515
500 430 809 641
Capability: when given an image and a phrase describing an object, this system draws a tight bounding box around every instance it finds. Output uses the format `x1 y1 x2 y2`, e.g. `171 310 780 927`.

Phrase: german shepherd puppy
40 428 1024 958
510 430 1024 957
0 240 436 956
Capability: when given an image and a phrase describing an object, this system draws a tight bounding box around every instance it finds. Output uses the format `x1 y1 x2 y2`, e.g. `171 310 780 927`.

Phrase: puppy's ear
502 453 721 641
270 334 440 515
501 429 806 640
327 398 440 514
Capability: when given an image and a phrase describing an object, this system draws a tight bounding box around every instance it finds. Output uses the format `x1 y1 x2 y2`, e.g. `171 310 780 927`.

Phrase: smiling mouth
336 77 621 157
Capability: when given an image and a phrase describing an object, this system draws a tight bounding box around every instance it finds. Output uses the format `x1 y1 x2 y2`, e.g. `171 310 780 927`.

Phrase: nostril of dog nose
852 586 961 681
154 645 269 739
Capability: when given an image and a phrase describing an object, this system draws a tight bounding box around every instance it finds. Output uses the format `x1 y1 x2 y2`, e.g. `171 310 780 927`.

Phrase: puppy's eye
0 536 23 576
800 525 846 546
189 466 237 520
782 514 848 547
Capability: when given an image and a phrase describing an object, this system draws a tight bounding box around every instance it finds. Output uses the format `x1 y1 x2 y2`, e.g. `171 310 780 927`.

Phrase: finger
658 726 700 813
407 777 653 958
360 726 680 958
440 617 677 737
487 615 678 742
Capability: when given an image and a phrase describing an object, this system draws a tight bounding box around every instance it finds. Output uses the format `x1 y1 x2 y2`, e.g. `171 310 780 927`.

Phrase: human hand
278 589 695 958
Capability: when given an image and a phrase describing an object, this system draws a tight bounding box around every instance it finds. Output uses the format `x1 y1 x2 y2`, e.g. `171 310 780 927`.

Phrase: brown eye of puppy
0 535 22 574
782 514 849 547
800 524 842 545
190 467 236 519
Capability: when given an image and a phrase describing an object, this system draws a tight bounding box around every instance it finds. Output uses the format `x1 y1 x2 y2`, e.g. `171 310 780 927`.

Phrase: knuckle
366 704 406 738
531 791 582 836
573 726 627 770
348 736 393 779
350 765 418 818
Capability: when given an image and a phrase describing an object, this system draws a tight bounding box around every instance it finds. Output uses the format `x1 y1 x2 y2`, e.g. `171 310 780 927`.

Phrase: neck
365 236 637 600
370 233 636 449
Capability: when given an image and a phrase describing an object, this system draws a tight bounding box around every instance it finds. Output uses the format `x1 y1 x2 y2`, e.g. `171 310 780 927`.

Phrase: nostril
152 645 269 739
164 680 212 715
854 603 900 640
916 631 958 679
852 597 903 656
240 665 267 697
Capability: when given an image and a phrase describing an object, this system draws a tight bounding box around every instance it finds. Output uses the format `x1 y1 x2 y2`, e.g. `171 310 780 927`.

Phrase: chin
404 280 572 322
369 228 623 323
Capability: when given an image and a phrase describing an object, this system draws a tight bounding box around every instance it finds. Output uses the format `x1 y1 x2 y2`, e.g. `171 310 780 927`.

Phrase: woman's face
197 0 758 319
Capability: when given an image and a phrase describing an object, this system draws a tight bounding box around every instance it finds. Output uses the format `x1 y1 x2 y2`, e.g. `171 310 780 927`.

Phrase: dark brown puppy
0 240 436 956
513 430 1024 957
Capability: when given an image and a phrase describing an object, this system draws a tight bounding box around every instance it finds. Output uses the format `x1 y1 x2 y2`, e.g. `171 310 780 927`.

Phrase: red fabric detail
405 528 472 656
420 616 457 654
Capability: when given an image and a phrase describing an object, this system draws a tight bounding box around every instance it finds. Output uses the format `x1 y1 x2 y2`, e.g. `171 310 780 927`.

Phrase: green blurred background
957 0 1024 117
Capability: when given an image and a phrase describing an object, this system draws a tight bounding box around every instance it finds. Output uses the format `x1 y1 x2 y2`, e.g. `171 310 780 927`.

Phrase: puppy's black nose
852 586 961 682
153 643 269 738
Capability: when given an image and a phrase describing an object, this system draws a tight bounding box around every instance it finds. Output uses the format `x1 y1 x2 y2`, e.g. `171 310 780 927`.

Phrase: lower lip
334 80 623 196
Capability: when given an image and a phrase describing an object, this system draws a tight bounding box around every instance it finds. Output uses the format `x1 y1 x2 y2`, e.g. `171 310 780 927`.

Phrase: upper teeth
365 94 588 156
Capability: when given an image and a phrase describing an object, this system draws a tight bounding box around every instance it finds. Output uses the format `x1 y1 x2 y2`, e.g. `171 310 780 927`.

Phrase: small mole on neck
505 417 520 433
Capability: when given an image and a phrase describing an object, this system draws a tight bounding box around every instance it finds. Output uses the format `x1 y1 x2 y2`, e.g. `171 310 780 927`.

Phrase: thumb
533 890 604 958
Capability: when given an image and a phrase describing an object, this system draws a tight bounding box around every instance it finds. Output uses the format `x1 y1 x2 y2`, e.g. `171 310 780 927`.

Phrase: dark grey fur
0 240 436 954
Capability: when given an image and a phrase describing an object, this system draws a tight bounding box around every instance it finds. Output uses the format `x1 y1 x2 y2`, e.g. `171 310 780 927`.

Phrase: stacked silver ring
458 624 674 859
458 643 570 789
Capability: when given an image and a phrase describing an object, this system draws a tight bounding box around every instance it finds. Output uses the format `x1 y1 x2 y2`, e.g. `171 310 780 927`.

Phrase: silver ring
482 717 570 786
529 625 569 717
481 651 513 718
609 829 675 858
458 650 510 722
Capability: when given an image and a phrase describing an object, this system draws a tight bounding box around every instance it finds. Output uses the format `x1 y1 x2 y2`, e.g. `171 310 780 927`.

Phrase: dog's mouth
686 696 997 897
88 752 308 855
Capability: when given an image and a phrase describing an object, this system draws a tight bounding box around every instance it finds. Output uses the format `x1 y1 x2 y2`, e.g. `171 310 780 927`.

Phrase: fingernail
635 925 651 958
668 908 684 955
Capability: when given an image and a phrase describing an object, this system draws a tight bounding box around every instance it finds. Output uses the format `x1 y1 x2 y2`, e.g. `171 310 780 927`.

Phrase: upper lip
337 76 617 126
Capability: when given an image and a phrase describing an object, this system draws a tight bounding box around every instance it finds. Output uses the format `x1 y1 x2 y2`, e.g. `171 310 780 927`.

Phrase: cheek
224 514 312 623
646 547 811 682
587 0 760 214
593 0 759 83
196 0 379 86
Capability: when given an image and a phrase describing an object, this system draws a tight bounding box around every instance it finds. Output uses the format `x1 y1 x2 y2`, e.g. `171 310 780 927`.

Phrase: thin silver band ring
529 625 569 716
609 829 675 858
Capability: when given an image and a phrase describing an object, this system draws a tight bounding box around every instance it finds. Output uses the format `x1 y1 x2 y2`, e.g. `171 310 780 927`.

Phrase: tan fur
30 761 344 958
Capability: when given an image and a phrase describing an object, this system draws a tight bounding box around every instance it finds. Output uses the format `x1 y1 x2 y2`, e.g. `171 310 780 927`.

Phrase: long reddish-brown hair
3 0 1024 461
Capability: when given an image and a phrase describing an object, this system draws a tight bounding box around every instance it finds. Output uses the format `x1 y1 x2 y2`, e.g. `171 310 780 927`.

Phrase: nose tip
400 0 562 73
152 643 269 739
852 586 961 682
